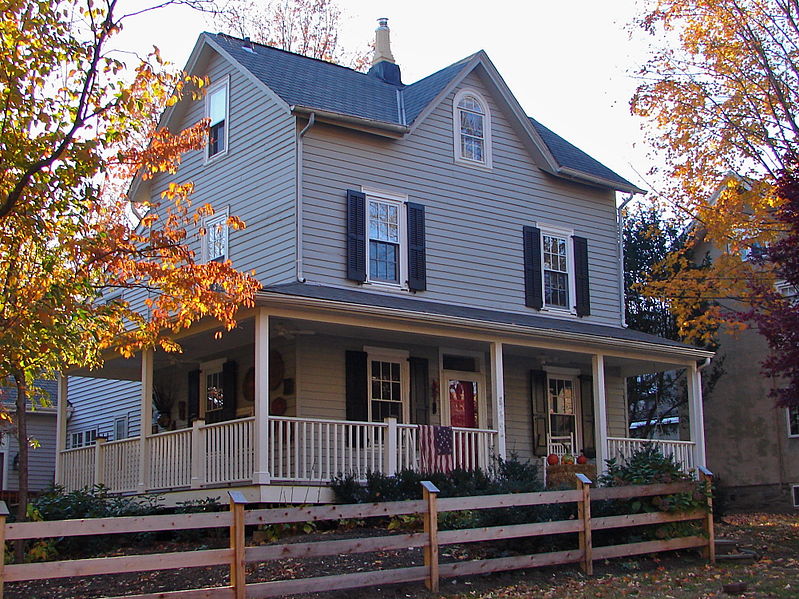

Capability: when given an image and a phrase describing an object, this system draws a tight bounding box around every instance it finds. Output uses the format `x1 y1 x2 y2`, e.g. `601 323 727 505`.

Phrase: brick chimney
367 18 402 86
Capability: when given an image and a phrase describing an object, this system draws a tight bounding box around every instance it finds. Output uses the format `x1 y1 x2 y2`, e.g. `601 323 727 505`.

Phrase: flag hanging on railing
419 425 453 473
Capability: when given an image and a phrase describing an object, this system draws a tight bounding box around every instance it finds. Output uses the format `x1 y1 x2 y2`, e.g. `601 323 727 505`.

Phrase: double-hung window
368 197 403 284
366 348 409 423
542 233 570 309
453 89 492 168
206 79 229 160
523 225 590 316
70 428 98 449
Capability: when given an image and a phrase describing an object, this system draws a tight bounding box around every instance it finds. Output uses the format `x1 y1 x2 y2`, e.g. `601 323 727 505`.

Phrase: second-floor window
368 197 402 283
206 79 229 160
542 233 570 309
523 225 590 316
346 189 426 291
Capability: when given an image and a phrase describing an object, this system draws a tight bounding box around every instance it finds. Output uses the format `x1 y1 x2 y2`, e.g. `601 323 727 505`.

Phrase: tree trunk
13 371 28 563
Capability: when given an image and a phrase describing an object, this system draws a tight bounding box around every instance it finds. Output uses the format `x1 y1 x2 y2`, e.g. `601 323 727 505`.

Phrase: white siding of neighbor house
148 48 297 287
67 377 141 444
301 68 622 325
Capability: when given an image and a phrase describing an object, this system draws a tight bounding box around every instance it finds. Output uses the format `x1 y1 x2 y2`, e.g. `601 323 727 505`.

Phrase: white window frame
202 207 230 263
114 416 129 441
540 226 576 314
200 358 227 420
787 406 799 438
452 89 492 169
69 428 99 449
365 347 410 424
205 76 230 162
362 187 408 289
793 484 799 508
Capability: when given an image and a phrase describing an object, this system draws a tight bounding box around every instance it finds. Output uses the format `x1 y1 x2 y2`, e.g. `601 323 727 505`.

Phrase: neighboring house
0 379 58 495
58 21 712 505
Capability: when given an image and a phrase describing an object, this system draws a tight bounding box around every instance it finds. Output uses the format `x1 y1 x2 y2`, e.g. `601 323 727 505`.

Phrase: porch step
715 538 759 561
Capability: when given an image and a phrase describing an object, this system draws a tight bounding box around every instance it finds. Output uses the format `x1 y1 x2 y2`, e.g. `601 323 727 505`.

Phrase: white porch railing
606 437 696 472
60 446 95 491
60 416 498 492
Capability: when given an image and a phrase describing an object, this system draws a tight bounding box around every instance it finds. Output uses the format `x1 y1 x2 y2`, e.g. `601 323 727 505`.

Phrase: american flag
419 425 453 473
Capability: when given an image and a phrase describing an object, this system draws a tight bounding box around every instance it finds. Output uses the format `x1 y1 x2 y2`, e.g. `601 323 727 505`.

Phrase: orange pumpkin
546 453 559 465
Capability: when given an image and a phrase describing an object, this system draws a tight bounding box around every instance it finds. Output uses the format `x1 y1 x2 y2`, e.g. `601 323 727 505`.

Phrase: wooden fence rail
0 471 715 598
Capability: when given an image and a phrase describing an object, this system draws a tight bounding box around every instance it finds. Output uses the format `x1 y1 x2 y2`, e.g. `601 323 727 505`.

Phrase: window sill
541 306 578 317
364 280 409 292
454 156 493 171
204 149 229 166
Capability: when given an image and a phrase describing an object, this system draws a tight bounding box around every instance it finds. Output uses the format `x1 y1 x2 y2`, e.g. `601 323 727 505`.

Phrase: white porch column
253 308 271 484
592 354 608 474
490 341 507 460
686 361 707 468
54 373 69 485
138 348 154 493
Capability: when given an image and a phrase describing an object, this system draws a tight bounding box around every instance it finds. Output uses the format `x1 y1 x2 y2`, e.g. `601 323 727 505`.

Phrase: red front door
448 379 478 428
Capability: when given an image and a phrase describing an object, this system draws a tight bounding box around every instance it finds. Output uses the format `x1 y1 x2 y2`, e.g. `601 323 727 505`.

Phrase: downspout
617 193 635 327
296 113 316 283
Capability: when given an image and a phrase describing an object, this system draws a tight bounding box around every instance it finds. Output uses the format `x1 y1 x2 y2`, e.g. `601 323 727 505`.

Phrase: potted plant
153 379 176 430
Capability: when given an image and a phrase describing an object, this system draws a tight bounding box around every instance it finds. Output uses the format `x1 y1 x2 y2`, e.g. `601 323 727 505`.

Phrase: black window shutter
187 369 200 422
573 236 591 317
345 350 368 422
409 357 429 425
222 360 238 421
530 369 548 457
406 202 426 291
523 226 543 310
346 189 367 282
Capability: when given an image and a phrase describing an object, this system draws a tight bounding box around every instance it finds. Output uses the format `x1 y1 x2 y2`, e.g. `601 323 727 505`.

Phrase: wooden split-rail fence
0 468 715 598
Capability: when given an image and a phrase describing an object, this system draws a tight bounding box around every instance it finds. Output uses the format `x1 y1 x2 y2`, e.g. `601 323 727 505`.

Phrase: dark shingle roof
529 117 637 190
260 283 708 355
210 33 637 191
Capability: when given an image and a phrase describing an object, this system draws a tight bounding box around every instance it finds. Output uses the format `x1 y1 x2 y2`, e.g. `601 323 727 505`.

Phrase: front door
445 375 483 428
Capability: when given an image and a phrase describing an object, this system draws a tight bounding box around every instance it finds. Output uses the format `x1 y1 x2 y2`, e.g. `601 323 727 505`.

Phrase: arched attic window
453 90 492 168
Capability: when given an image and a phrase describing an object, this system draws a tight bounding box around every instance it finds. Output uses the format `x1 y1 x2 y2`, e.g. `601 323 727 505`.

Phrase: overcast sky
116 0 654 197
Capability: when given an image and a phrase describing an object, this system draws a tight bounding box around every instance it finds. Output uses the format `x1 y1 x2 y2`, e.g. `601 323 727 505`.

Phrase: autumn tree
631 0 799 343
742 157 799 407
212 0 369 68
0 0 259 530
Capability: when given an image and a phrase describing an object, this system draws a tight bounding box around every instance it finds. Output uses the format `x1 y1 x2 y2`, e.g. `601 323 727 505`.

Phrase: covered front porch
57 293 711 502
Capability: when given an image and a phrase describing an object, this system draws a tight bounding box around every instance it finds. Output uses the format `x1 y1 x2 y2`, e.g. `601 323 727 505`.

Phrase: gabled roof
202 32 642 193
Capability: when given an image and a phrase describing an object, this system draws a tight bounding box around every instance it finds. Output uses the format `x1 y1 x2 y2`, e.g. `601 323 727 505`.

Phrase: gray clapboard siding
301 70 622 325
149 49 297 287
605 373 628 437
67 377 142 442
502 356 534 461
4 412 58 492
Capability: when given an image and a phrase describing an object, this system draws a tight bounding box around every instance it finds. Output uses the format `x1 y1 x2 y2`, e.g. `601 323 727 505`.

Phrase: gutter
296 113 316 283
617 193 636 327
290 105 409 136
255 291 714 361
557 166 646 195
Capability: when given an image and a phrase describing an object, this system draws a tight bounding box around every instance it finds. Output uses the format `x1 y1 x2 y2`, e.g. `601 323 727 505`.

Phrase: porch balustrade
59 416 499 493
606 437 696 472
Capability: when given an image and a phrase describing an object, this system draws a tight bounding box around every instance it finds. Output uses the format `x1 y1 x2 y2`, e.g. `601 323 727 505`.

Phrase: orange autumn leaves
0 0 259 382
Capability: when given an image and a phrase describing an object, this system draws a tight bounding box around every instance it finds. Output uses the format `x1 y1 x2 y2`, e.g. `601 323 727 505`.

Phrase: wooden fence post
575 473 593 575
0 500 8 599
698 466 715 564
228 491 248 599
421 481 440 592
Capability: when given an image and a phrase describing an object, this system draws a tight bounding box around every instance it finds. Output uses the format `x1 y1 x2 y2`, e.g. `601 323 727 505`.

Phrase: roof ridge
212 31 403 84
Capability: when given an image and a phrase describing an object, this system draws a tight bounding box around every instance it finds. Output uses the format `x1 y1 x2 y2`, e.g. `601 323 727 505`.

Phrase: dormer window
453 89 492 168
206 78 229 160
